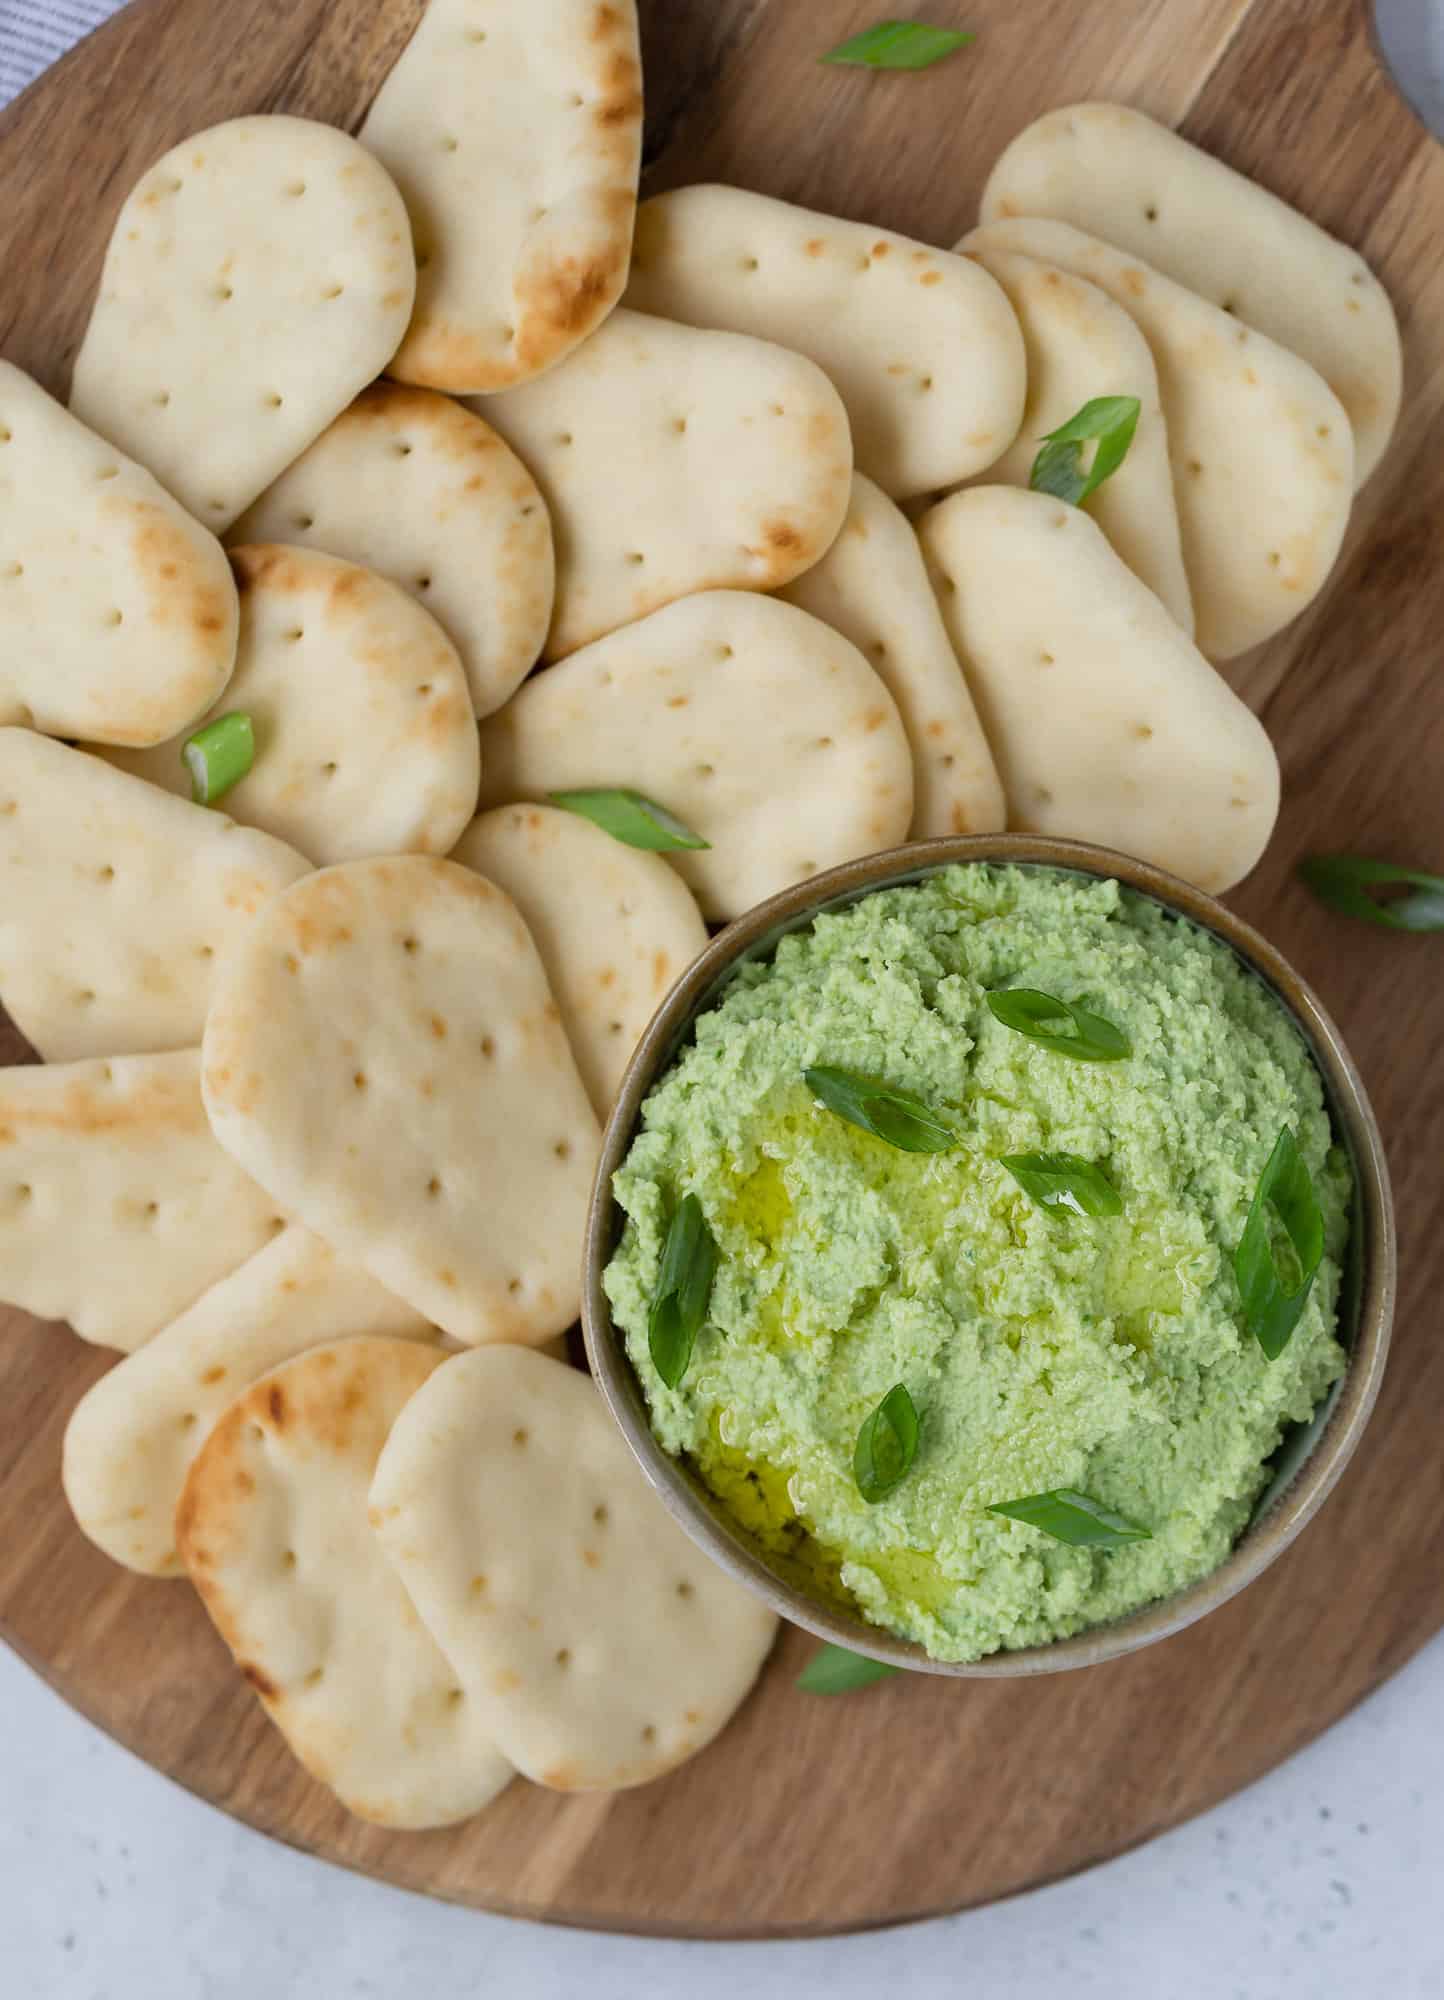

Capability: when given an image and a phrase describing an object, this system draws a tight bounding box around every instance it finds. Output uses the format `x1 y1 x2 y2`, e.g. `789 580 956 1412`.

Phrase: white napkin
0 0 124 108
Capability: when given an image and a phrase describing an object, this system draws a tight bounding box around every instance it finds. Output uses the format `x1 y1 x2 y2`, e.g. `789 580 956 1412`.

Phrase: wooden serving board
1 0 1441 1940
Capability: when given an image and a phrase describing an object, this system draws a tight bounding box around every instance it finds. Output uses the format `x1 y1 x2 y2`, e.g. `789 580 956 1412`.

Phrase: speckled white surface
2 4 1442 1995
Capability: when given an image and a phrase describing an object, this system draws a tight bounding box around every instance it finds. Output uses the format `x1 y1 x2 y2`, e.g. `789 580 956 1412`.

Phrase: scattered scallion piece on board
797 1644 902 1693
820 21 975 70
1298 853 1444 933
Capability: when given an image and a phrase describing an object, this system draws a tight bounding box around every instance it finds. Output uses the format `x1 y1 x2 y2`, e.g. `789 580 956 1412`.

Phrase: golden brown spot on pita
493 1668 522 1695
470 1573 487 1596
919 270 941 287
676 1580 694 1599
863 708 888 734
805 237 826 258
1121 267 1147 299
201 1365 226 1387
543 1762 582 1789
583 1548 601 1569
267 1384 286 1428
439 1267 458 1288
429 1013 448 1040
641 1724 656 1743
240 1661 278 1700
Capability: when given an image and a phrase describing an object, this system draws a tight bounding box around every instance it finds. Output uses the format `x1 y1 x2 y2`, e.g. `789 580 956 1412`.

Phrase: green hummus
603 865 1351 1663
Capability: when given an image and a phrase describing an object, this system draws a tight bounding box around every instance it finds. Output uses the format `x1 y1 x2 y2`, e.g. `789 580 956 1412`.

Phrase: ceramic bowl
581 836 1395 1676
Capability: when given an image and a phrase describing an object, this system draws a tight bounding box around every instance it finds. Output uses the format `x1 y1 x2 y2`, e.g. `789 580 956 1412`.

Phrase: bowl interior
582 837 1395 1677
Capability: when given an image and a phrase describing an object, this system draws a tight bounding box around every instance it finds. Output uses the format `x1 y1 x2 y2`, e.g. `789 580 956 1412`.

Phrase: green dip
603 865 1351 1663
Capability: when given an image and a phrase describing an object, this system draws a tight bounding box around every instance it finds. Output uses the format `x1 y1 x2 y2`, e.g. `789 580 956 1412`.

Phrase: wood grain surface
1 0 1440 1940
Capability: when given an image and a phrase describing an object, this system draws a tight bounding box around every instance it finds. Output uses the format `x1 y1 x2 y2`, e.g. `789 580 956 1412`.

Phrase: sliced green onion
984 987 1131 1063
183 712 254 806
549 788 710 852
797 1644 901 1694
648 1193 718 1388
820 21 974 69
1001 1151 1122 1219
1029 395 1142 507
1234 1126 1324 1360
853 1383 919 1504
803 1065 955 1153
988 1488 1152 1548
1298 854 1444 933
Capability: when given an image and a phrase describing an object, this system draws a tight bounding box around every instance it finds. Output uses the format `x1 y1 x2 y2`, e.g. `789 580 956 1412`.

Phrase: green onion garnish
549 788 710 852
1298 854 1444 933
984 988 1131 1063
853 1383 919 1504
803 1065 955 1153
1234 1125 1324 1360
797 1644 902 1694
1001 1151 1122 1219
647 1193 718 1389
820 21 974 69
988 1488 1152 1548
183 712 254 806
1029 395 1142 507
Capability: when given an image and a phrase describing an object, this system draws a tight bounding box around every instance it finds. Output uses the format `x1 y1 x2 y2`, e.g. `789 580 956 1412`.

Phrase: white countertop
3 4 1442 1994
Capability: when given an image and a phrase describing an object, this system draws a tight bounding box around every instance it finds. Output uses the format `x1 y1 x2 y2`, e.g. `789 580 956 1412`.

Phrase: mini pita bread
202 858 600 1347
479 307 853 659
475 590 914 921
778 474 1006 839
0 363 238 746
0 1049 284 1352
105 545 480 864
370 1345 777 1791
70 116 416 532
917 485 1279 892
980 101 1401 485
625 183 1025 499
954 248 1194 634
959 218 1353 659
451 803 708 1116
176 1338 513 1827
63 1225 434 1576
228 383 553 718
0 729 309 1063
361 0 641 394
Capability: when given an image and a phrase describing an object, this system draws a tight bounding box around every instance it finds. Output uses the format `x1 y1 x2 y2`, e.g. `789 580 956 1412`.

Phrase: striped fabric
0 0 123 108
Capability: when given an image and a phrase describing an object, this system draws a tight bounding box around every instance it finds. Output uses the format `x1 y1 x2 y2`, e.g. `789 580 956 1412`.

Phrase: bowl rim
581 834 1397 1677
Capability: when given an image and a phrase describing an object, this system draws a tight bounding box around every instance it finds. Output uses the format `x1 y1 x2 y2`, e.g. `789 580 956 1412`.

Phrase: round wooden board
1 0 1441 1941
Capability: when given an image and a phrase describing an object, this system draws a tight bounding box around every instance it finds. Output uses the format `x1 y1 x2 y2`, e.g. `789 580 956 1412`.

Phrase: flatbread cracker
451 803 708 1116
0 729 309 1063
625 184 1024 500
778 474 1006 839
479 307 853 659
70 116 416 532
63 1225 434 1577
917 485 1279 893
361 0 641 394
0 363 237 746
105 546 480 865
959 218 1353 659
955 248 1194 634
475 590 913 921
228 383 553 718
0 1049 284 1353
980 101 1401 485
176 1338 513 1827
202 858 600 1347
370 1345 777 1791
